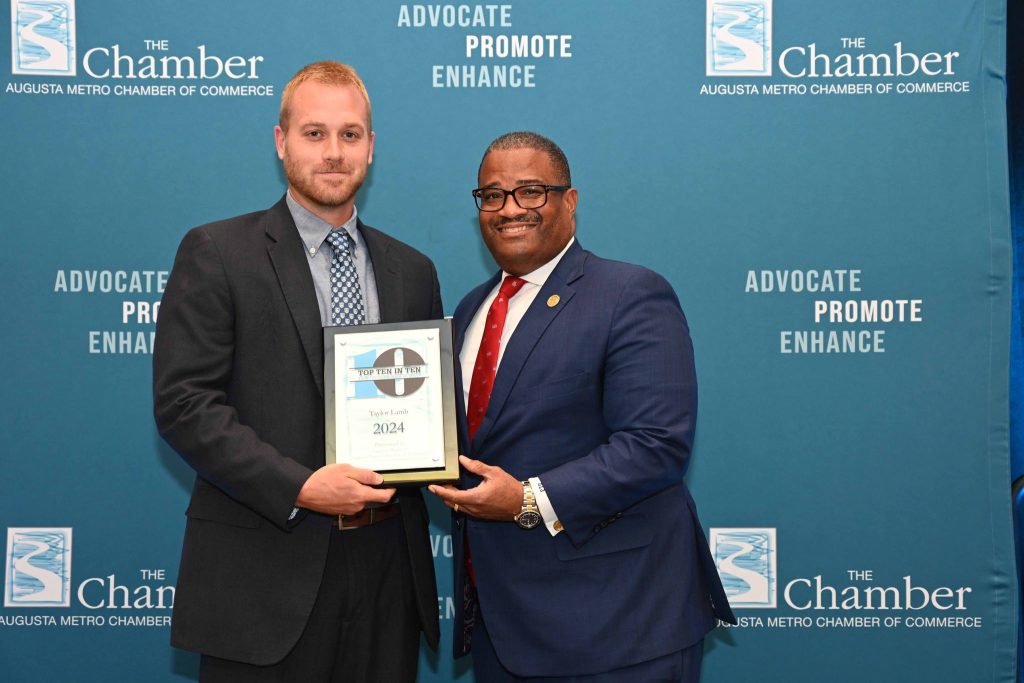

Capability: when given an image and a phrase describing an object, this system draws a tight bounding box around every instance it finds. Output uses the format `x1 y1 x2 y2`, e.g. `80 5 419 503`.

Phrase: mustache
495 214 541 227
316 162 352 173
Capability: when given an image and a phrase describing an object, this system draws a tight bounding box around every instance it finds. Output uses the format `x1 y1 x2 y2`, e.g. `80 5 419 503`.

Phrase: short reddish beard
284 156 365 209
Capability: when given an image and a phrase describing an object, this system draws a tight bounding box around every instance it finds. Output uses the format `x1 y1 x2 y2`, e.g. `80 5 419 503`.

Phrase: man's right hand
295 464 396 516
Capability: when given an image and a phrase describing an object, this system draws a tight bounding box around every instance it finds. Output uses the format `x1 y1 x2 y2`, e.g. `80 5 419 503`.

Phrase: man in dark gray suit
154 61 441 682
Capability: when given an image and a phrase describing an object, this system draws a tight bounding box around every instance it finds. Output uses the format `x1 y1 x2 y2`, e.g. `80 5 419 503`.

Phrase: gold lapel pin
547 294 560 308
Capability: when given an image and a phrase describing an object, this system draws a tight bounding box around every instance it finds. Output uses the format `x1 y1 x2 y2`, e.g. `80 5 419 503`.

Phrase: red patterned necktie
462 276 525 597
466 275 527 441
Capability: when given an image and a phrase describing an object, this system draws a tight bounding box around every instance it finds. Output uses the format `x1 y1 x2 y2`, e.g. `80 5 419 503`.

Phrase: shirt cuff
530 476 562 536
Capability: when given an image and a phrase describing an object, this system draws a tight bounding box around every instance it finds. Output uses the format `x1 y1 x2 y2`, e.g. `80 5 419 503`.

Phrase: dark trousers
471 612 704 683
199 515 420 683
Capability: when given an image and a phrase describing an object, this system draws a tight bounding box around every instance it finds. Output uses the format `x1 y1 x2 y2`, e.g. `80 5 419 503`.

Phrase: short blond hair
279 61 372 131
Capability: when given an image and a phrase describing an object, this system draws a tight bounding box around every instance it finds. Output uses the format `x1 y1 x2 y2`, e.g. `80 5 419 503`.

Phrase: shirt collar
504 237 575 287
286 191 359 253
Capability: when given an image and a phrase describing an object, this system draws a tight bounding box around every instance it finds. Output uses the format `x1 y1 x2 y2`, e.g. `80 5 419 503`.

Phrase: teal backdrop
0 1 1015 681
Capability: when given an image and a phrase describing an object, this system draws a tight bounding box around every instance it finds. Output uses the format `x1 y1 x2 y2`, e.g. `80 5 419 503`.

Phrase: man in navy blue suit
430 131 735 681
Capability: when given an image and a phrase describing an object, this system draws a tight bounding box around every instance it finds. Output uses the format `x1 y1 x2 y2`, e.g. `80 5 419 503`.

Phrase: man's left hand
428 455 522 521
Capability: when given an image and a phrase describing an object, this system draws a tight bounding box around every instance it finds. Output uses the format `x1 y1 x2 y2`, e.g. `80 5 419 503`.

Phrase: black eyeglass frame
471 184 571 212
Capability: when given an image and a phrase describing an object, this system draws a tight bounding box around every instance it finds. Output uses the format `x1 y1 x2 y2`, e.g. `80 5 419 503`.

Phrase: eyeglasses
471 184 571 212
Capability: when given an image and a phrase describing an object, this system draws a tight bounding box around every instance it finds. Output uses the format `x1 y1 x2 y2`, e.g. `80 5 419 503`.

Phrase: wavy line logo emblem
706 0 772 76
10 0 76 76
5 528 73 607
710 527 776 608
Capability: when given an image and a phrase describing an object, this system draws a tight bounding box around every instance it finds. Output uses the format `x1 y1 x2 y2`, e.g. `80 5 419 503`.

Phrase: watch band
514 480 542 529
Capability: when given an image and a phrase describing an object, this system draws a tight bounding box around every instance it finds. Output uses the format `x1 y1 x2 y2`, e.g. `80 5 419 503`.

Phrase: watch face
516 511 542 529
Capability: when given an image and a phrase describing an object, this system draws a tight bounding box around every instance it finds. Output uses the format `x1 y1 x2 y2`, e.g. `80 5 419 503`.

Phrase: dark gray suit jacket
153 196 442 664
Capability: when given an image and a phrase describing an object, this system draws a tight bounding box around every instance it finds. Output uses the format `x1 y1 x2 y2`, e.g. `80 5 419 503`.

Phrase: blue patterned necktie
324 229 366 326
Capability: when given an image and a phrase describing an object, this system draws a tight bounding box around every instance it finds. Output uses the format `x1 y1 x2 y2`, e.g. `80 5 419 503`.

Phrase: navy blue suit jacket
451 241 734 677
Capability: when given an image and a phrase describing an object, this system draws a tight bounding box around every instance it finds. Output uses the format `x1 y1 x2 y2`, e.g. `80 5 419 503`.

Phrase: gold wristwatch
514 480 542 530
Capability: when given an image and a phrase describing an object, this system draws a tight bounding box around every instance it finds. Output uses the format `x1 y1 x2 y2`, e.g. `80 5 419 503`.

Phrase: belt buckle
337 508 373 531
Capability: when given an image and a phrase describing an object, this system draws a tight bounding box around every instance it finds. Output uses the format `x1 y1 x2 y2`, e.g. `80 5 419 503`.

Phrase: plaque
324 318 459 485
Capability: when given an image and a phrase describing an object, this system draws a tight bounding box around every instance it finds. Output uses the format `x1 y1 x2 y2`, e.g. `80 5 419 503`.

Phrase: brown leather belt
337 503 400 531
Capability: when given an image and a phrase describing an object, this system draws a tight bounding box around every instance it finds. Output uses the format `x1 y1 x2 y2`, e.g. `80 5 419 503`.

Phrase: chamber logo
5 527 73 607
706 0 772 76
10 0 76 76
711 527 777 608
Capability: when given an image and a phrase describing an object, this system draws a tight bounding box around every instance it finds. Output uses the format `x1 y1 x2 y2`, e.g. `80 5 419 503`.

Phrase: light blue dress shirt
286 192 381 326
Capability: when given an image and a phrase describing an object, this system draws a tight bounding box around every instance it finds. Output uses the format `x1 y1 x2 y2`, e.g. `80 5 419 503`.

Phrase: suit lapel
359 221 404 323
455 273 501 356
471 241 587 450
455 273 502 455
264 197 325 396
